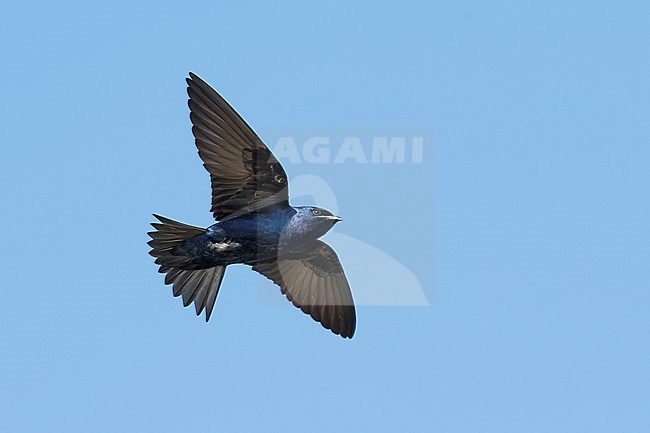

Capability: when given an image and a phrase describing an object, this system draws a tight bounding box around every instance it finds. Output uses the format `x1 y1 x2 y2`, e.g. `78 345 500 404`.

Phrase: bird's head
284 206 342 242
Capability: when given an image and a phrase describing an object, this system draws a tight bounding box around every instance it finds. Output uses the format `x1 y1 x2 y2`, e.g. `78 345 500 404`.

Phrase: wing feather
187 73 289 220
253 241 356 338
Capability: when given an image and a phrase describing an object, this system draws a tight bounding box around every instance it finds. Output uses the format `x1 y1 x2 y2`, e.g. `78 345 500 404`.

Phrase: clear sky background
1 1 649 432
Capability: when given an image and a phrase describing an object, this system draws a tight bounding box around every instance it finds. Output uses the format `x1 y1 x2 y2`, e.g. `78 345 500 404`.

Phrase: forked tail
147 214 226 321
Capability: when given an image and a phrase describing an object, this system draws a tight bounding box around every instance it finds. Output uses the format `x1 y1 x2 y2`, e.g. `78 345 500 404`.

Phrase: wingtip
187 72 205 86
186 72 198 88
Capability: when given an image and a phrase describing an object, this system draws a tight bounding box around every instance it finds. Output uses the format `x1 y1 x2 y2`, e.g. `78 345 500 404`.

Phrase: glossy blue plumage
174 206 340 267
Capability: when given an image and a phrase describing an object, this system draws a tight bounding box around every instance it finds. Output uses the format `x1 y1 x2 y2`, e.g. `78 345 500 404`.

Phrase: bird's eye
311 209 321 216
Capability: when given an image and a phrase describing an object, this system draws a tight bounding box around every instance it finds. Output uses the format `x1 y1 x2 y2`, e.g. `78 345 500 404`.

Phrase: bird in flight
148 73 356 338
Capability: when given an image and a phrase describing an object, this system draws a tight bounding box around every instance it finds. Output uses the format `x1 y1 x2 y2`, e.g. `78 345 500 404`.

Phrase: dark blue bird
148 73 356 338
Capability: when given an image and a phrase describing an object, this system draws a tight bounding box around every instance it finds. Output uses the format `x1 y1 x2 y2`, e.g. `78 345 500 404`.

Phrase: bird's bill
321 215 343 222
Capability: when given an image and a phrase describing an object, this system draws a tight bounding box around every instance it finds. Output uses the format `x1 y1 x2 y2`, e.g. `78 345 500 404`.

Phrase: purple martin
148 73 356 338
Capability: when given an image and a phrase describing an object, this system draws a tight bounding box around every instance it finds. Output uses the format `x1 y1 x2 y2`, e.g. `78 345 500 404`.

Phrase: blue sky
1 1 649 432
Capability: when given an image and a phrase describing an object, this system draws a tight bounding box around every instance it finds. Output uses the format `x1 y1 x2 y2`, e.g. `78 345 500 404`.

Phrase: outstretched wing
253 241 356 338
187 72 289 220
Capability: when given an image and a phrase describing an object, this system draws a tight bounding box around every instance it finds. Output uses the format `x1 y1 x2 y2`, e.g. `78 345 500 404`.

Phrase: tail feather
148 214 226 322
165 266 225 321
147 214 206 268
